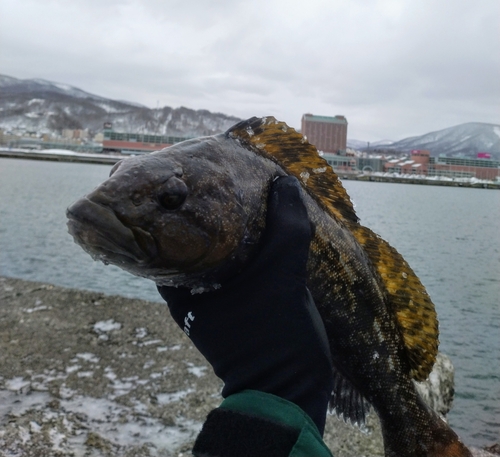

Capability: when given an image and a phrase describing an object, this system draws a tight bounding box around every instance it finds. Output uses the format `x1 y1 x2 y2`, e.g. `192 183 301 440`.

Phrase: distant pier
0 148 120 165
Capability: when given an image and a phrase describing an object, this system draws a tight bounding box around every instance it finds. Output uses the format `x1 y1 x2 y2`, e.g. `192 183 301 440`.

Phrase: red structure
103 139 172 154
384 150 500 180
101 129 190 155
301 114 348 153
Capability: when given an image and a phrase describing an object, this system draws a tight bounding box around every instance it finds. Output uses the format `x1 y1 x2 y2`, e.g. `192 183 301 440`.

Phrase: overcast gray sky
1 0 498 141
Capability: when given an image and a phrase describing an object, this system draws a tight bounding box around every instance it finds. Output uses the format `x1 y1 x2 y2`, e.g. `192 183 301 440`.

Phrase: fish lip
66 217 143 264
66 198 156 265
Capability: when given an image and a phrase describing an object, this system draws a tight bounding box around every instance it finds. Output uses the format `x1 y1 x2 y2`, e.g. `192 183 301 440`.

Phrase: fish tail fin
423 411 471 457
380 395 472 457
428 441 473 457
383 403 472 457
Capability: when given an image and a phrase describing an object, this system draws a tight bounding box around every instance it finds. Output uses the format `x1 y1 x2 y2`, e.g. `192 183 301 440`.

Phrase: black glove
157 176 333 434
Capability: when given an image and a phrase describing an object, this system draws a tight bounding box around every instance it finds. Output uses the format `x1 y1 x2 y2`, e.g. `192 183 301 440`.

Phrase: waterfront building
384 150 430 175
102 129 191 155
429 156 500 180
321 151 357 173
301 114 348 154
356 157 385 173
384 150 500 180
62 129 89 140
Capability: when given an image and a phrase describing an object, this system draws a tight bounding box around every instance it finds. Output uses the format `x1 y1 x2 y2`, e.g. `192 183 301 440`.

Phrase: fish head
67 136 273 287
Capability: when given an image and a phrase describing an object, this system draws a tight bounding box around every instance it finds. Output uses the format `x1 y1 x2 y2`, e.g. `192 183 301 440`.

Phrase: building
301 114 348 153
62 129 89 140
102 130 191 155
384 150 500 180
384 150 430 175
429 156 500 180
322 151 357 173
356 156 385 173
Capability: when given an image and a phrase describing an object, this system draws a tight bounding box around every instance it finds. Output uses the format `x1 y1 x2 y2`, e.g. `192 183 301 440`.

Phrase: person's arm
158 176 334 457
193 390 333 457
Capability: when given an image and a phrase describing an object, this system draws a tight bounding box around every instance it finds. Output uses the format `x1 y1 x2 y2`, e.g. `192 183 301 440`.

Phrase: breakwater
0 148 120 165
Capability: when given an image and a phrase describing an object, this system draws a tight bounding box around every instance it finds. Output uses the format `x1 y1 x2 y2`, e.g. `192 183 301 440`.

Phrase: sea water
0 158 499 446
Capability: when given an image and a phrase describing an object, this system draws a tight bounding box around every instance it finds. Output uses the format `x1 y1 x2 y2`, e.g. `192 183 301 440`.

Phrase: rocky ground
0 276 496 457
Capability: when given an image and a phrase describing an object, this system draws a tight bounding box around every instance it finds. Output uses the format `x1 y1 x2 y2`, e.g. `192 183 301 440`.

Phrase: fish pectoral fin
329 366 371 428
351 225 439 381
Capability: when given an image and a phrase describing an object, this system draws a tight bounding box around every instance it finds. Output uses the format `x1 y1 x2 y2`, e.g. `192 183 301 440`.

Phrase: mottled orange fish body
227 117 471 457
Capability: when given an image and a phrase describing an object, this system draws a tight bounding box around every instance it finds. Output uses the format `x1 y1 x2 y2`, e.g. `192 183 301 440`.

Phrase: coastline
0 148 120 165
0 276 496 456
1 149 499 189
341 172 500 189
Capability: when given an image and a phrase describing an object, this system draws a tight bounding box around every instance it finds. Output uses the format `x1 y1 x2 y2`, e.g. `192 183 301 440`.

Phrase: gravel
0 276 494 456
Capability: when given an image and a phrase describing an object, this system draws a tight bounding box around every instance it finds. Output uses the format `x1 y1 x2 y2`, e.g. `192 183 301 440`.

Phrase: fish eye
109 160 123 177
158 177 188 210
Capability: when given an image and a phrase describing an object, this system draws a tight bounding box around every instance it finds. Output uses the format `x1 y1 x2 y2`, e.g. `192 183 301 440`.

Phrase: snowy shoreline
0 277 496 456
0 276 385 456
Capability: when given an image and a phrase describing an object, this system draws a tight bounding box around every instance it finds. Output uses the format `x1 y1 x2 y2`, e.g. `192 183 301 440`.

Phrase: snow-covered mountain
0 75 112 102
0 75 241 137
1 74 498 158
363 123 500 158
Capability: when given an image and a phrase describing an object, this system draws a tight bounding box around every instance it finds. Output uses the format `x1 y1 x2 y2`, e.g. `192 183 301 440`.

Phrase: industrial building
301 114 348 153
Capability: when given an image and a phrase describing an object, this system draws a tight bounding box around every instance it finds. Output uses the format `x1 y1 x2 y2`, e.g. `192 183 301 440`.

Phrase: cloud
1 0 498 140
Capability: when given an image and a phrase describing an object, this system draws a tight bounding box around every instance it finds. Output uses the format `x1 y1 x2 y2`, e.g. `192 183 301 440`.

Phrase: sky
0 0 498 141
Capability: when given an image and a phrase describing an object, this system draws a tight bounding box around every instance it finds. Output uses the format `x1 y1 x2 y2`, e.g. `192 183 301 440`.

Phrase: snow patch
5 377 31 392
75 352 100 364
186 364 208 378
23 305 50 313
157 344 181 352
28 98 45 105
93 319 122 333
135 339 163 347
0 389 202 455
156 388 195 405
76 371 94 378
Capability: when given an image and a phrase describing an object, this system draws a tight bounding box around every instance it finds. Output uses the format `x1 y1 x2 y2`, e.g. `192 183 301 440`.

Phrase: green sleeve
193 390 333 457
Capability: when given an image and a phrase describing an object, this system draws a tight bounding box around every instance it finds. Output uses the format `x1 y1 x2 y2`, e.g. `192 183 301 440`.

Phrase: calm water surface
1 158 499 446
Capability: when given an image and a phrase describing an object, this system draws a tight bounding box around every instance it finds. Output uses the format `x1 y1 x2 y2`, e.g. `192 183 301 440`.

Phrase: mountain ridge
375 122 500 157
0 74 241 138
1 74 498 158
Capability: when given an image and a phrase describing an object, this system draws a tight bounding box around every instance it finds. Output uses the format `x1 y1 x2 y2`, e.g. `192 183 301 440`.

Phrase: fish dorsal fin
330 367 371 428
227 116 359 225
228 116 439 381
351 224 439 381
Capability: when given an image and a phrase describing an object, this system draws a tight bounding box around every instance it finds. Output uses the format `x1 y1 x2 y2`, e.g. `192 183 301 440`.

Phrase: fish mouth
66 198 157 265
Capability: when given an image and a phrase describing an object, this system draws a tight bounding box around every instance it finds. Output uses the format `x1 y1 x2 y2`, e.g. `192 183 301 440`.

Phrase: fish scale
67 116 471 457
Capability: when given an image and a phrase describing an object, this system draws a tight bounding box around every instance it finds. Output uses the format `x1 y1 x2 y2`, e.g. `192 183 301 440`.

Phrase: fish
67 116 471 457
